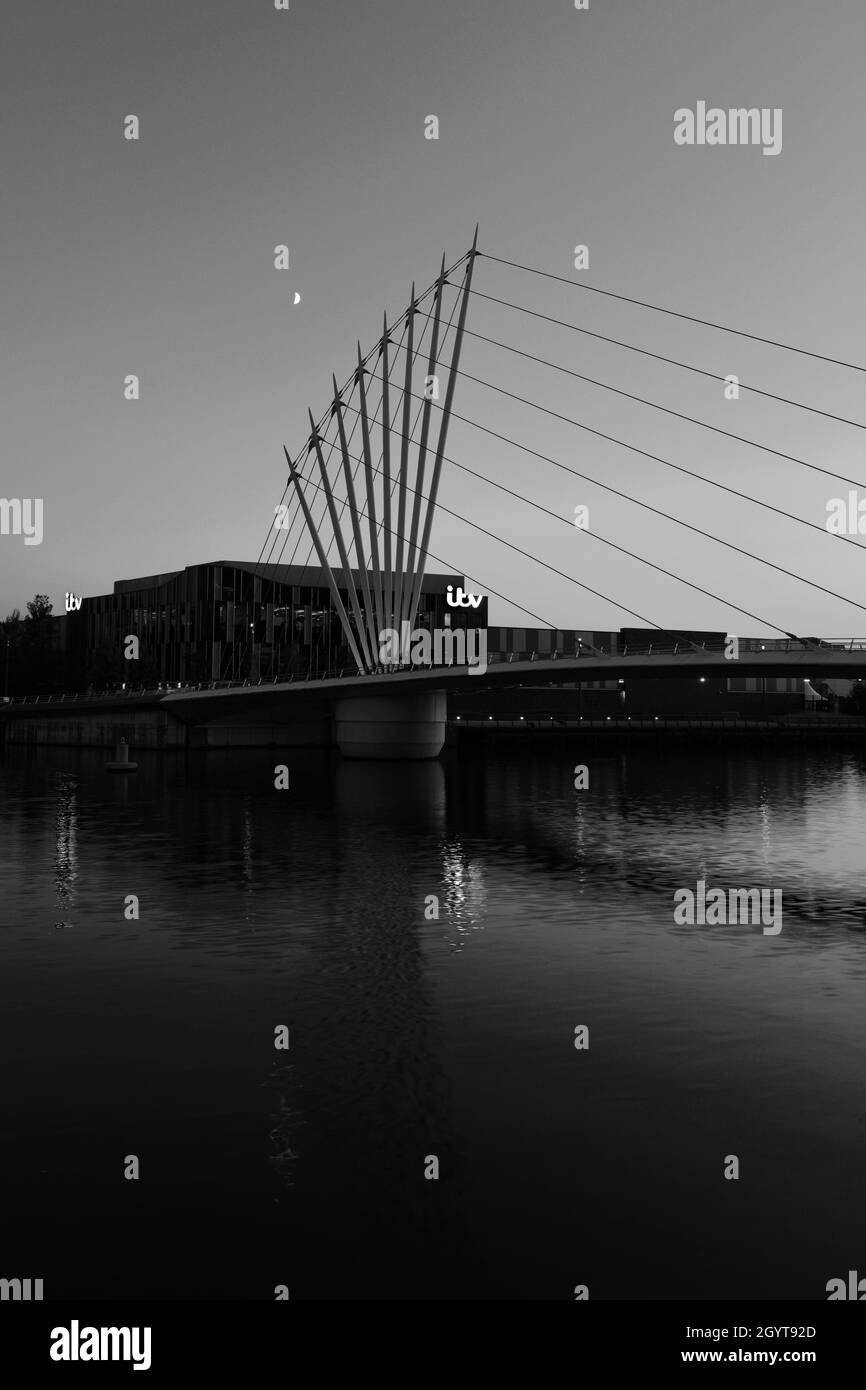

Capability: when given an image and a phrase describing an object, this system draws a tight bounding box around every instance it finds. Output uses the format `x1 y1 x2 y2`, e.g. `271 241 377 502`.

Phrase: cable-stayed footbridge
163 229 866 754
9 230 866 756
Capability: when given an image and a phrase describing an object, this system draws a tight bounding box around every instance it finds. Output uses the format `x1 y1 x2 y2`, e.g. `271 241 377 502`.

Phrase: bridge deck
4 646 866 720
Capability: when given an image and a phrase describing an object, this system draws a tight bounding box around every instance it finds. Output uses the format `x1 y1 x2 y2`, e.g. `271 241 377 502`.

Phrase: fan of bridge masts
283 231 478 674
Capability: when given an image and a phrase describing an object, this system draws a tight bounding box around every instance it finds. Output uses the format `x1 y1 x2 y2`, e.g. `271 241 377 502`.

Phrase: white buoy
106 738 138 772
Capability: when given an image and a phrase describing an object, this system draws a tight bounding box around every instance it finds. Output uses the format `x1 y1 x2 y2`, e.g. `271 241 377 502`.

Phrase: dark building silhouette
63 559 483 688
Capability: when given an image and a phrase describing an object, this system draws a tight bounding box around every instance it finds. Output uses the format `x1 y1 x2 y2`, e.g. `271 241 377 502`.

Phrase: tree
18 594 60 692
1 609 20 697
26 594 53 624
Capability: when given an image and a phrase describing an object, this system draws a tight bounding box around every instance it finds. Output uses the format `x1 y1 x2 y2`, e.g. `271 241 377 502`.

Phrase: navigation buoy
106 739 138 773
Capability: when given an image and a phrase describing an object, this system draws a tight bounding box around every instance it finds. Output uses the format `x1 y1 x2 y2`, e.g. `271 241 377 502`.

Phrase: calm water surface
1 742 865 1300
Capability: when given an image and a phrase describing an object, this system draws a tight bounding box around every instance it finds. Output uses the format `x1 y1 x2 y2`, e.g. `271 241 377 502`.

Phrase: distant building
64 559 481 687
459 624 811 719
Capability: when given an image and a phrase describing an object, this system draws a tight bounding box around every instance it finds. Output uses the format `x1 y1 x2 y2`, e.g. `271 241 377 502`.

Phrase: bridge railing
6 637 866 706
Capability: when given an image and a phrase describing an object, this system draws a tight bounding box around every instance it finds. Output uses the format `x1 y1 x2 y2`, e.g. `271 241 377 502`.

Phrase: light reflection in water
54 775 78 929
572 799 586 889
242 798 254 888
440 840 487 947
760 797 772 865
265 1060 301 1189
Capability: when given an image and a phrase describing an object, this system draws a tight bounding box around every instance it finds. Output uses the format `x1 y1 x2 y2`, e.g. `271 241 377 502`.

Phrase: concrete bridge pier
334 690 447 759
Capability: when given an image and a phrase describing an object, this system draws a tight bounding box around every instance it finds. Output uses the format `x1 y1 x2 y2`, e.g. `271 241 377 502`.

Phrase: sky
2 0 866 637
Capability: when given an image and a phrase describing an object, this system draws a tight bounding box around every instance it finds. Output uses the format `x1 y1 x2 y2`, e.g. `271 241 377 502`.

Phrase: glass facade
71 560 471 686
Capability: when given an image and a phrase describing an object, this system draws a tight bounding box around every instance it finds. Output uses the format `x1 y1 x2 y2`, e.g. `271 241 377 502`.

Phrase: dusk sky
3 0 865 636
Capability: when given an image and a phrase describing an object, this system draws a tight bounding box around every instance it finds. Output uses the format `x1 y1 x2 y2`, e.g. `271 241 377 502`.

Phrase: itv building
65 559 486 687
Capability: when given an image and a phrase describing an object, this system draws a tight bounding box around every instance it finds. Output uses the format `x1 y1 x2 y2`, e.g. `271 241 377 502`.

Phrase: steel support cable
326 437 796 639
388 360 866 551
340 402 866 618
466 289 866 434
477 252 866 375
459 325 866 491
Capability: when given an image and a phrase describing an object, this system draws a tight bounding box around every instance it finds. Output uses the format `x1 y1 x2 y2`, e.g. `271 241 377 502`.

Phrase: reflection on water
265 1054 301 1188
1 742 866 1299
441 841 488 949
54 774 78 929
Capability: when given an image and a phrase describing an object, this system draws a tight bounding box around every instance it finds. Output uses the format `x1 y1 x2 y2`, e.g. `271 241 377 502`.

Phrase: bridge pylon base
334 690 447 759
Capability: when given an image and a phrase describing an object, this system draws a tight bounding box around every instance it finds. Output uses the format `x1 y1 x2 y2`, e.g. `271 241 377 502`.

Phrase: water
1 742 865 1300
